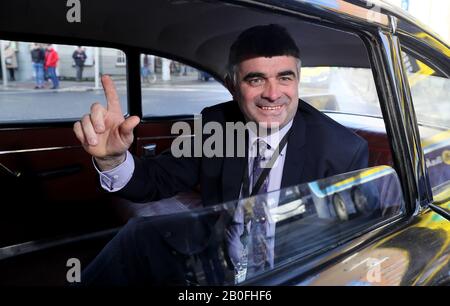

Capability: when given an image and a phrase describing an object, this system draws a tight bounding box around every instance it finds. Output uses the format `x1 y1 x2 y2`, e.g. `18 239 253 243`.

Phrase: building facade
1 42 126 82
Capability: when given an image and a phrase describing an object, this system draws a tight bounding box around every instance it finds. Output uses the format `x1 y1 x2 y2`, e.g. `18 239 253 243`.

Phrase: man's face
233 55 299 130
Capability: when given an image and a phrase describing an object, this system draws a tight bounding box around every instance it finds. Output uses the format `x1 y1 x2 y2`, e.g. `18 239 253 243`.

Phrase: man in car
73 24 368 285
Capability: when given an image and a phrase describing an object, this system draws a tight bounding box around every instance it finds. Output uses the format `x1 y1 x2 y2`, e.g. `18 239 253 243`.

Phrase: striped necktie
250 139 270 271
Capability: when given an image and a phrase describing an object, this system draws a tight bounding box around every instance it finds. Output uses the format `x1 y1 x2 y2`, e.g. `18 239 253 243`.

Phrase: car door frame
238 3 446 285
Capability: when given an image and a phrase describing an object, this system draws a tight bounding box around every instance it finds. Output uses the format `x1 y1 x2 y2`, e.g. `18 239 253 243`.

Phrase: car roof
0 0 448 80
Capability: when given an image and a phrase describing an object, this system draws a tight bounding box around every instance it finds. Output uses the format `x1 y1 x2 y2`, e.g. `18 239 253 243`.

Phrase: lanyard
241 129 291 198
235 129 291 284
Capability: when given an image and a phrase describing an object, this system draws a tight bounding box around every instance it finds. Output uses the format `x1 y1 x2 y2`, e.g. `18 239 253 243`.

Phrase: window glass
138 166 404 285
0 40 128 123
402 52 450 128
140 58 382 120
401 51 450 199
140 54 232 117
300 66 393 168
300 67 380 117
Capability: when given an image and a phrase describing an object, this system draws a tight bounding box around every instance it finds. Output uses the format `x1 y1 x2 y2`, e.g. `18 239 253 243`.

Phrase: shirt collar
248 119 293 155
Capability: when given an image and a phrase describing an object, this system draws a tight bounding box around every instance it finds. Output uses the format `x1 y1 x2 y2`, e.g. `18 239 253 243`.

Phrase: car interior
0 0 431 285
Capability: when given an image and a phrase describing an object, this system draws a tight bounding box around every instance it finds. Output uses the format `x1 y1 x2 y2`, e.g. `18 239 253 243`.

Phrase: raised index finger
101 75 122 114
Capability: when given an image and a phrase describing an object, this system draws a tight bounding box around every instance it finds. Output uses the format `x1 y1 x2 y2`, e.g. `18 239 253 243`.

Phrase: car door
0 41 136 285
0 40 231 285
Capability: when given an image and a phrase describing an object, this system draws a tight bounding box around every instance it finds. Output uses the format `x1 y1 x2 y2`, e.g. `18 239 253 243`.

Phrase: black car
0 0 449 286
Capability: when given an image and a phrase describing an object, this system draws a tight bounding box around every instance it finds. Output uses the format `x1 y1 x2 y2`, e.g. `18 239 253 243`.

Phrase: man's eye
279 76 294 83
248 78 264 86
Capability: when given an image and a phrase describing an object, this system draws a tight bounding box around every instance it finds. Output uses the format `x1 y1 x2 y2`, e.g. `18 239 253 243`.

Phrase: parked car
198 70 213 81
0 0 449 286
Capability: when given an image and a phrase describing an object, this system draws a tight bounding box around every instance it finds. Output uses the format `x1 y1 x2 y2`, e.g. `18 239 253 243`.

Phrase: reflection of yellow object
407 61 435 87
300 67 331 85
421 130 450 149
414 32 450 58
330 200 450 286
307 248 409 286
443 150 450 165
332 166 390 191
308 166 393 198
434 187 450 204
302 67 330 78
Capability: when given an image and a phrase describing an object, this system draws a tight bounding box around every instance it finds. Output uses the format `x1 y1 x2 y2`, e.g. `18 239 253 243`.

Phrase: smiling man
234 55 299 128
74 24 368 285
227 25 301 131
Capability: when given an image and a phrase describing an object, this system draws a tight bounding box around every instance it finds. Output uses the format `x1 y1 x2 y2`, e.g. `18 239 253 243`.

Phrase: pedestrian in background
141 54 156 84
45 45 59 89
4 43 18 81
72 46 87 82
30 43 45 89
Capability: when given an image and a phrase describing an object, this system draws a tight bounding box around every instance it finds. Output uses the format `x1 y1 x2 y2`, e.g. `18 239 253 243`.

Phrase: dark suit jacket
118 99 368 205
116 100 368 255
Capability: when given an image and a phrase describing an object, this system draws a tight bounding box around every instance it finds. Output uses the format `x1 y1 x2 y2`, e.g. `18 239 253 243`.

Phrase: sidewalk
0 73 215 93
0 79 97 93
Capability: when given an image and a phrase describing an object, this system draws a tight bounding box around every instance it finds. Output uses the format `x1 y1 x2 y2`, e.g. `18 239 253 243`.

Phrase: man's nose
261 79 282 101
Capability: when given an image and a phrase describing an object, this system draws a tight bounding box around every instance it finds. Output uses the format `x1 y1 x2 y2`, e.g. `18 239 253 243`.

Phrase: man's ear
224 75 237 99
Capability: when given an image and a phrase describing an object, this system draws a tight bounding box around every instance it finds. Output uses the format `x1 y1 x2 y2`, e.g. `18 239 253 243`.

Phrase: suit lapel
220 101 307 203
221 102 248 203
280 107 307 190
275 104 308 261
222 154 247 203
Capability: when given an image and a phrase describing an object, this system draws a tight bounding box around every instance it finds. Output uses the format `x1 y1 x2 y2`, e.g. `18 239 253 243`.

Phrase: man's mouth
258 105 284 111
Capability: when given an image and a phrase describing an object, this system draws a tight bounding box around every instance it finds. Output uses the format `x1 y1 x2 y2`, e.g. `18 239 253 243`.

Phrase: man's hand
73 75 140 171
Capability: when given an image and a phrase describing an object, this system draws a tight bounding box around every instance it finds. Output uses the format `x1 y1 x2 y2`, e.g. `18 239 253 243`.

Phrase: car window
298 44 392 169
141 166 404 285
140 53 232 117
401 52 449 128
300 66 380 118
401 51 450 200
139 57 382 120
0 40 128 123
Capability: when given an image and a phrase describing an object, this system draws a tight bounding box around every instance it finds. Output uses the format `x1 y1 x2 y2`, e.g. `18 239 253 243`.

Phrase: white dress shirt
95 120 292 195
93 150 135 192
246 120 292 194
228 120 292 282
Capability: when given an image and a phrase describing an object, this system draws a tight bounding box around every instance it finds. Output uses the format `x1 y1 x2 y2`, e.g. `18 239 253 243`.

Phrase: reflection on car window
402 52 450 128
137 166 404 285
140 53 232 117
0 40 128 123
401 51 450 199
300 67 380 118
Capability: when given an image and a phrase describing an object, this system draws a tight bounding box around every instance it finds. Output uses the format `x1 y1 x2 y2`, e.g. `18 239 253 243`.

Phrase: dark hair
228 24 300 67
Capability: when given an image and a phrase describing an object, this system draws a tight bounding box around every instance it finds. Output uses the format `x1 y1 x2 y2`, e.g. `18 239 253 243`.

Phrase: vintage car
0 0 449 286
